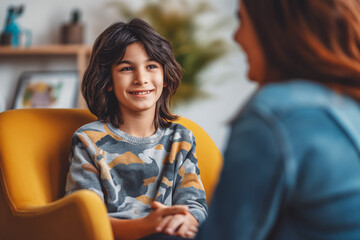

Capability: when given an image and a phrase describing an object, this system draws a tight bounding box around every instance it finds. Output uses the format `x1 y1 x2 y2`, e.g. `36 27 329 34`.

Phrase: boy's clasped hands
145 201 199 238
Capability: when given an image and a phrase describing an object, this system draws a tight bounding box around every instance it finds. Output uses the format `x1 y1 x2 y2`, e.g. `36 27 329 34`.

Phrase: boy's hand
141 201 188 235
158 213 199 238
154 208 199 238
150 201 188 216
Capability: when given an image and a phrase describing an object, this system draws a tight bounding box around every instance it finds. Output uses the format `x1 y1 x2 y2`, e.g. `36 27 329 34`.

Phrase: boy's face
110 42 164 119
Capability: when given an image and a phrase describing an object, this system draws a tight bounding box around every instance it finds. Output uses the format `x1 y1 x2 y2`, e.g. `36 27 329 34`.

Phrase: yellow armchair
0 109 222 240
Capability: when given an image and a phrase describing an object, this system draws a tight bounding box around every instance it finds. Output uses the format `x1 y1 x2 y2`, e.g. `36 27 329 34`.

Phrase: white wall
0 0 257 152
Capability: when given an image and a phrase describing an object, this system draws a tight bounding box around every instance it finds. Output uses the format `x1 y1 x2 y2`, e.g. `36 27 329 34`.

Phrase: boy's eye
147 64 158 69
120 67 132 71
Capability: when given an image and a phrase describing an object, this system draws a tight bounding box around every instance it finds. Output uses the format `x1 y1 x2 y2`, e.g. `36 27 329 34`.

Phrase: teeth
132 91 151 95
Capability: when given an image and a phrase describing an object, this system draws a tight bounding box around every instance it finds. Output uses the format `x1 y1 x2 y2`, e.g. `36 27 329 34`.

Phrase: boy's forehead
120 43 148 61
124 43 148 55
113 42 164 66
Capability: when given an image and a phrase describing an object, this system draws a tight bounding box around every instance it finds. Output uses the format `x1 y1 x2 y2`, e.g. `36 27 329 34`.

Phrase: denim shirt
197 80 360 240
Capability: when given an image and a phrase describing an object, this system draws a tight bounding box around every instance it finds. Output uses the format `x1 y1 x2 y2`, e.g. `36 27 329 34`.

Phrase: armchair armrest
2 190 113 240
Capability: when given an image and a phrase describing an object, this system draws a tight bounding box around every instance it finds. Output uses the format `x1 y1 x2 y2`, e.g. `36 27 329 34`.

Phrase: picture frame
12 71 78 109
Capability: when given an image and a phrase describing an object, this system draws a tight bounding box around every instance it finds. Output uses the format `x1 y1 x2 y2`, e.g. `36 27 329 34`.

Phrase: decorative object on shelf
12 71 78 109
0 5 32 47
108 0 228 105
60 9 84 44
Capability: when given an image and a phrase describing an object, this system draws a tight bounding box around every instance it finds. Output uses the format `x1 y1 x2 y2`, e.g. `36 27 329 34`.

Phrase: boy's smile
110 42 164 116
129 90 152 96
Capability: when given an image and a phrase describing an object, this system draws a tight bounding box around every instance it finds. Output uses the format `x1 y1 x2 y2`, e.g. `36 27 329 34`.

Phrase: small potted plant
60 9 84 44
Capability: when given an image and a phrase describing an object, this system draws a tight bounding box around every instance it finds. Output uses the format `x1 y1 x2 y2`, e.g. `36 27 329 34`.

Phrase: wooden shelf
0 44 92 108
0 44 91 55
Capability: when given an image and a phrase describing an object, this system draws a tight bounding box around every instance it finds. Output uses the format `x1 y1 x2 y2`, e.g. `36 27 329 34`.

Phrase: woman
197 0 360 239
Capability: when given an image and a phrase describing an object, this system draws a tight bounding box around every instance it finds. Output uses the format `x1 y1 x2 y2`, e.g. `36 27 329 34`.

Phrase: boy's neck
119 110 156 138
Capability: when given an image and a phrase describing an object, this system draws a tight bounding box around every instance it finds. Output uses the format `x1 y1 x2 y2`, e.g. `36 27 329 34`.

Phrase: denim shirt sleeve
197 108 288 240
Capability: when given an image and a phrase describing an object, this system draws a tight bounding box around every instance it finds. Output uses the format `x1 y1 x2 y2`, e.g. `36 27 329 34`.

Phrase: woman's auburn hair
243 0 360 100
82 18 181 129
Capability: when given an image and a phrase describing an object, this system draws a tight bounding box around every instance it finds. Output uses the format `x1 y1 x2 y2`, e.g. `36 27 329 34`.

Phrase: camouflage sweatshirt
65 120 208 223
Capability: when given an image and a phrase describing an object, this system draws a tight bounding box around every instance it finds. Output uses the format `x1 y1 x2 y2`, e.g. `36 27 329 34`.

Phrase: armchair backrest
0 109 97 210
0 109 222 212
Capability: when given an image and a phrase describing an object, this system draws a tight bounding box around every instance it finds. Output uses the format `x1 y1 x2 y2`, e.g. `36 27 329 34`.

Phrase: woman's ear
108 86 113 91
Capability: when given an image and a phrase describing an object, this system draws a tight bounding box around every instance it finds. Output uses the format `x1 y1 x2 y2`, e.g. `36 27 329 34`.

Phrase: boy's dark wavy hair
82 18 182 129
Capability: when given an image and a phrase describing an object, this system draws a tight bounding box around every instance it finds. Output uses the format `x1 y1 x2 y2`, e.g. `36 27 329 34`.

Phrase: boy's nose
134 69 148 85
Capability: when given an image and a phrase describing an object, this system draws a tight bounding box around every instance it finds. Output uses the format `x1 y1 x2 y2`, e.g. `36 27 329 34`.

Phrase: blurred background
0 0 257 152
